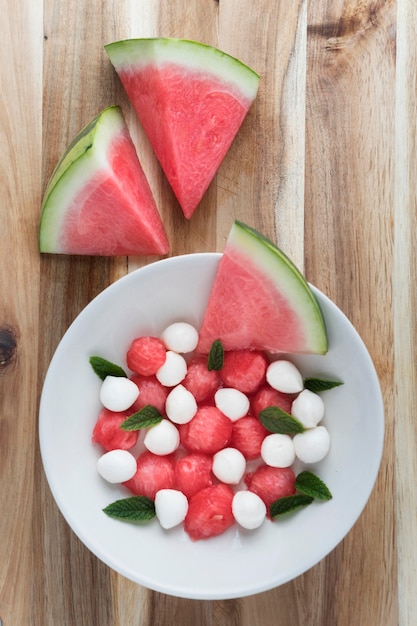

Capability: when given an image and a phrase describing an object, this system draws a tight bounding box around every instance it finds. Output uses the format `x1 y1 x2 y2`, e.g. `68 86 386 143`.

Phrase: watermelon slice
197 221 328 355
39 105 169 256
105 38 259 219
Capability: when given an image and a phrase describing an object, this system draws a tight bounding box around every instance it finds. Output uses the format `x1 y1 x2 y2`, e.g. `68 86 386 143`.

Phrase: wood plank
304 1 397 624
0 2 42 625
394 1 417 624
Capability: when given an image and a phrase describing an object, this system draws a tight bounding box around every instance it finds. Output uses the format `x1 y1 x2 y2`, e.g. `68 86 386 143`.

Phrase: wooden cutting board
1 0 415 624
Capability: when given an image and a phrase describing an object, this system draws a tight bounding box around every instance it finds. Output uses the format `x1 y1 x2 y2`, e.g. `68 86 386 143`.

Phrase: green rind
104 38 260 100
39 106 125 252
230 221 328 354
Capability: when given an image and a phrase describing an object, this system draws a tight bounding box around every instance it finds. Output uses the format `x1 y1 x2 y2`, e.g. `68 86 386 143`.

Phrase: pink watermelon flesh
60 128 169 256
116 65 254 218
197 249 307 354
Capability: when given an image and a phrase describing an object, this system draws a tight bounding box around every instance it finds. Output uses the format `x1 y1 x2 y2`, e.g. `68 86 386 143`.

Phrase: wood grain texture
305 1 398 624
0 0 413 624
0 2 42 625
394 1 417 624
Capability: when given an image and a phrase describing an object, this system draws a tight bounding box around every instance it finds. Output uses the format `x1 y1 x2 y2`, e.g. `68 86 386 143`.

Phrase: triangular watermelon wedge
197 221 328 355
39 105 169 256
105 38 260 219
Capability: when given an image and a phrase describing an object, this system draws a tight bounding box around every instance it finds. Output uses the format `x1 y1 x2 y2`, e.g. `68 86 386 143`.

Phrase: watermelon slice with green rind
197 221 328 355
105 38 260 219
39 105 169 256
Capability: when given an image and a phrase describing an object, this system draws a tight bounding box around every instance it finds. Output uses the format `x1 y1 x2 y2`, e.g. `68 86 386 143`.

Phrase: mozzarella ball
160 322 199 354
154 489 189 529
232 491 266 530
261 433 296 468
99 376 139 412
266 360 304 394
96 449 137 483
212 448 246 485
165 384 197 424
144 419 180 455
156 351 187 387
293 426 331 463
291 389 325 428
214 388 250 422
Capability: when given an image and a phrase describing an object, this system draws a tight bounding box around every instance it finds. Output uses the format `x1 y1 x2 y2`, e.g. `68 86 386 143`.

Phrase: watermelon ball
212 447 246 485
260 433 295 468
174 452 213 498
96 449 137 483
127 336 167 376
123 450 176 499
179 406 233 455
291 389 325 428
229 416 269 460
99 375 139 412
92 408 138 451
266 360 304 394
220 350 267 394
144 419 180 455
245 465 296 508
293 426 331 464
156 350 187 387
214 387 250 422
184 484 235 541
232 490 267 530
160 322 199 354
182 356 221 403
251 384 293 417
154 489 189 530
129 374 168 414
165 384 198 424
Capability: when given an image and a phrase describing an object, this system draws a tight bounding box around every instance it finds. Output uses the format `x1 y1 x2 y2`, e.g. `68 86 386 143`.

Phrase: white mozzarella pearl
232 491 266 530
261 433 296 468
96 449 137 483
154 489 189 529
214 388 250 422
144 419 180 455
266 360 304 394
212 448 246 485
165 384 197 424
155 350 187 387
160 322 199 354
99 375 139 412
291 389 325 428
293 426 331 464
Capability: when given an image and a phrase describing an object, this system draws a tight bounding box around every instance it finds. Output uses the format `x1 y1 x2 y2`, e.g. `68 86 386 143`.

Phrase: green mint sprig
103 496 156 522
270 471 332 519
89 355 127 381
259 406 305 434
207 339 224 371
120 405 163 431
303 377 343 393
295 471 333 501
270 494 314 518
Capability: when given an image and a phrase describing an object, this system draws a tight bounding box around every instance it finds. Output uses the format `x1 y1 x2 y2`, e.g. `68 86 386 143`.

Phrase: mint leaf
89 356 127 381
295 471 332 501
259 406 305 434
270 494 314 519
304 377 343 393
103 496 155 521
208 339 224 371
120 405 163 431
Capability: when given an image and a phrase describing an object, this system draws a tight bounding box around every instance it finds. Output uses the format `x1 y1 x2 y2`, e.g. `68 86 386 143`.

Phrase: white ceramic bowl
39 253 384 600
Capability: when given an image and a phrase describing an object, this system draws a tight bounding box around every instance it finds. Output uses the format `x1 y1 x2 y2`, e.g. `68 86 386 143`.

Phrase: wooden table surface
1 1 415 624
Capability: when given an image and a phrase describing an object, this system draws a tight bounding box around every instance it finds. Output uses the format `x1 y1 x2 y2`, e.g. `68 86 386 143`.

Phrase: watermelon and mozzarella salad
91 321 337 541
